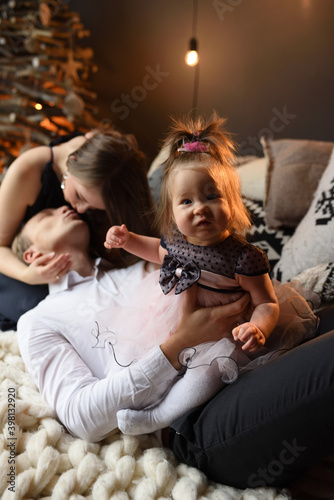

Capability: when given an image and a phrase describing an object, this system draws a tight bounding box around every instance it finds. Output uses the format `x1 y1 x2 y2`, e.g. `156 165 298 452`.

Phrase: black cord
191 0 199 116
192 62 199 113
192 0 198 38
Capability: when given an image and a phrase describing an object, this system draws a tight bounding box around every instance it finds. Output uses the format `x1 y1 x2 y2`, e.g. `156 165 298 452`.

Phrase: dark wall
69 0 334 162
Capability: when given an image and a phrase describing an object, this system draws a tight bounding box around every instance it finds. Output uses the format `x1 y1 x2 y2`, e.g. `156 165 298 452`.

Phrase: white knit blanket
0 331 291 500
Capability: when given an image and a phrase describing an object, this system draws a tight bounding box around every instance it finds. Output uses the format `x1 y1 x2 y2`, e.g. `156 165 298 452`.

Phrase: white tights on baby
116 356 234 435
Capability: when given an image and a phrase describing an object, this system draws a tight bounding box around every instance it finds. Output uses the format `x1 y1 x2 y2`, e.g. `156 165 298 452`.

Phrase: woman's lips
65 210 80 219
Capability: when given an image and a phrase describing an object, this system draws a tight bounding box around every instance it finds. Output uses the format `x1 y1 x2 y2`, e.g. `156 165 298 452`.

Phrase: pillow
243 197 293 272
292 263 334 304
236 157 267 201
147 145 170 204
273 147 334 283
147 144 169 177
262 137 334 229
148 165 164 204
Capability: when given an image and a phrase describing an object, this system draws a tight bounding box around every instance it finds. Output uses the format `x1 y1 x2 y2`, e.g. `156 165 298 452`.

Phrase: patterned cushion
273 148 334 283
293 263 334 303
243 197 293 274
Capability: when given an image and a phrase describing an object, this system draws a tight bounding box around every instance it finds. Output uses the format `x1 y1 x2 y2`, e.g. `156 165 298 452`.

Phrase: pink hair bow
180 141 207 152
177 134 208 153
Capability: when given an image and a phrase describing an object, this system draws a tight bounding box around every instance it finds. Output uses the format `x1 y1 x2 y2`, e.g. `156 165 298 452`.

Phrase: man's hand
161 285 251 369
232 322 266 352
104 224 130 249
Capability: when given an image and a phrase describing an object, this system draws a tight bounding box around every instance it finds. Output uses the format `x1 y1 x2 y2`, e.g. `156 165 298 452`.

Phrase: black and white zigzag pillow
243 197 293 274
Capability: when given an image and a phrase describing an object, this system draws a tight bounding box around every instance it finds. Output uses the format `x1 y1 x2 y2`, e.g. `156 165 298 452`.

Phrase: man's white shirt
18 260 178 442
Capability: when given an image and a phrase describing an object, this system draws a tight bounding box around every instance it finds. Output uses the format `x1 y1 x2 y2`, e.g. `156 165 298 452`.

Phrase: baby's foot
117 408 162 435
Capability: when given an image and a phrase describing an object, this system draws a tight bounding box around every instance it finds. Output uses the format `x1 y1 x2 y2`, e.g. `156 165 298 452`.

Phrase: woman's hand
160 285 251 369
21 252 71 284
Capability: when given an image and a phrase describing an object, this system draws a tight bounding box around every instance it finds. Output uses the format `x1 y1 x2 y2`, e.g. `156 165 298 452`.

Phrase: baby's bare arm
105 224 164 264
232 274 279 352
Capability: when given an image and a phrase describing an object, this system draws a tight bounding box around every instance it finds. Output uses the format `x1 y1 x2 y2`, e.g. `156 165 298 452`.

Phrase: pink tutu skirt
106 270 319 381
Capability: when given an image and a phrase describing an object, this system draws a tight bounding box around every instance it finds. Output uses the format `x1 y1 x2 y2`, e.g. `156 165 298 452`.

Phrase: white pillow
292 262 334 303
147 145 169 177
236 157 267 201
273 147 334 282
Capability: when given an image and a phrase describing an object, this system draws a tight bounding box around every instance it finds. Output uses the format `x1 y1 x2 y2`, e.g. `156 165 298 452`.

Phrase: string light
185 0 199 67
185 38 199 66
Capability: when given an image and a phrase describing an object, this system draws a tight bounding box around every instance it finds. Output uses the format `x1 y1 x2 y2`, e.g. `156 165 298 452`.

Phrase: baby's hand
232 322 266 352
104 224 130 249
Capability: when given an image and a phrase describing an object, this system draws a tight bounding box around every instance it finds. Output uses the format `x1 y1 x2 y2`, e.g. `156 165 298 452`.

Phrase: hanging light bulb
185 37 199 66
185 0 200 114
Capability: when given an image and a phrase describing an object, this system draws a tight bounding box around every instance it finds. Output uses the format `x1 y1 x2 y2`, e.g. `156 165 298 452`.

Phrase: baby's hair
156 113 251 238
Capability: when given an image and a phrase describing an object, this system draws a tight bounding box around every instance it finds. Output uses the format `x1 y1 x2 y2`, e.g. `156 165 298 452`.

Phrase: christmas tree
0 0 99 178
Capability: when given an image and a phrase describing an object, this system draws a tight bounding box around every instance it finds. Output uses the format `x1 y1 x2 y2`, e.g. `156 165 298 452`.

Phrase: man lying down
14 206 334 491
14 205 246 443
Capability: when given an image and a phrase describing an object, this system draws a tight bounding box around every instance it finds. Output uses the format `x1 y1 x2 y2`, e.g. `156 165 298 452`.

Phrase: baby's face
170 164 232 246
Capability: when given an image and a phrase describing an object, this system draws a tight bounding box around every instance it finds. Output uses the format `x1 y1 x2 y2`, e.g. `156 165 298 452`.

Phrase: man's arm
17 288 250 441
17 315 178 442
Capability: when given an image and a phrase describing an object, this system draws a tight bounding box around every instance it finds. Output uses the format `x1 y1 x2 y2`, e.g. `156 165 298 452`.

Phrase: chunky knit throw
0 331 291 500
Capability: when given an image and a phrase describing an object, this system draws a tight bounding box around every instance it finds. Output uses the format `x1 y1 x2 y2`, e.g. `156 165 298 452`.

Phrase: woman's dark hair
67 127 157 267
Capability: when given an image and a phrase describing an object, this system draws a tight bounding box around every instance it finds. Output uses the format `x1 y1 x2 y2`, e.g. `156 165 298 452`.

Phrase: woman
0 128 156 329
